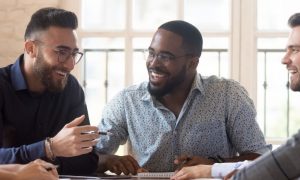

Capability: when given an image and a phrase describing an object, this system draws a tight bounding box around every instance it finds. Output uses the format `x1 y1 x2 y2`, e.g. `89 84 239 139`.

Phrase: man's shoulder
103 82 149 111
201 75 242 89
0 65 12 87
121 81 148 95
199 75 249 98
109 82 149 103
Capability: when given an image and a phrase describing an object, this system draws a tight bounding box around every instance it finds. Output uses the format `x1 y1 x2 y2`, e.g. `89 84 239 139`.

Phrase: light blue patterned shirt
96 74 270 172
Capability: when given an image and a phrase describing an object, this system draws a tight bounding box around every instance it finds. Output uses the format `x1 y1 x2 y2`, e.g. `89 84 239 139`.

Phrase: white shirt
211 161 251 178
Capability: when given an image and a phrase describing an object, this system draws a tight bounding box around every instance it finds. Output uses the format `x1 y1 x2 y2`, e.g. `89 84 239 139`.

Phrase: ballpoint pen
97 131 113 135
81 131 113 136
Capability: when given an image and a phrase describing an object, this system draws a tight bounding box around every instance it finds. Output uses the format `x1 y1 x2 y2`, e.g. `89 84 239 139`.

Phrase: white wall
0 0 60 67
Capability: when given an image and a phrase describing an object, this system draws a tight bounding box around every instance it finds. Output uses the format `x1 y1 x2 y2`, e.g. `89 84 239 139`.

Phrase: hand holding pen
49 115 100 158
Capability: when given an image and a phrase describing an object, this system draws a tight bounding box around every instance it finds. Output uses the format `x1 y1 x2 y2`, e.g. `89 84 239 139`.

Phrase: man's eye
57 50 69 56
158 54 171 60
292 48 300 54
148 51 155 57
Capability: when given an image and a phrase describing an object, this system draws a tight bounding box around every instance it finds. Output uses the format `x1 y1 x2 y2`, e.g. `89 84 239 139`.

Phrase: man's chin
47 80 67 93
147 83 166 97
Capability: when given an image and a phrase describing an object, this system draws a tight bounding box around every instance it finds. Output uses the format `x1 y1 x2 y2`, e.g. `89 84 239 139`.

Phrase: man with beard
96 20 269 175
0 8 99 175
171 12 300 180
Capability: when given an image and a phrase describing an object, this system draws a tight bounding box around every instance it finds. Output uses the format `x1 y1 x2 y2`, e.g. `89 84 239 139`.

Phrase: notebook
136 172 174 179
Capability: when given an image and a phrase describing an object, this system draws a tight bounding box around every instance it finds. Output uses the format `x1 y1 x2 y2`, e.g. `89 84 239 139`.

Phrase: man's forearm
0 141 45 164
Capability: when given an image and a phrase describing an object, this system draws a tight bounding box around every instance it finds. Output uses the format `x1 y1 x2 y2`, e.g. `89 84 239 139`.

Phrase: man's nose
64 55 75 71
281 52 292 65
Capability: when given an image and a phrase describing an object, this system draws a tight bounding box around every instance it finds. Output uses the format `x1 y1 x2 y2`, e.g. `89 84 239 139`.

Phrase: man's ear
24 40 37 58
188 56 199 69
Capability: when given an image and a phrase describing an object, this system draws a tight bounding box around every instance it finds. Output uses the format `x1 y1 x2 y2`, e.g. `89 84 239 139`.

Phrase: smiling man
0 7 99 175
96 20 269 175
171 13 300 180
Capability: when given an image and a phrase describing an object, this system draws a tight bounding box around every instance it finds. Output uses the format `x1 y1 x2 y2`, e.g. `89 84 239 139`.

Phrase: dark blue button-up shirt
0 55 98 175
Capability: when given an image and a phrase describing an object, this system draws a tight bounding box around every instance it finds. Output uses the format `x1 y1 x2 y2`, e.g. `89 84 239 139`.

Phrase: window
256 0 300 139
81 0 125 30
82 38 125 125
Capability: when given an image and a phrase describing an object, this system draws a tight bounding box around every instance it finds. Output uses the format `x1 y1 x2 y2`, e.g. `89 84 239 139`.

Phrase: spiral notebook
136 172 174 179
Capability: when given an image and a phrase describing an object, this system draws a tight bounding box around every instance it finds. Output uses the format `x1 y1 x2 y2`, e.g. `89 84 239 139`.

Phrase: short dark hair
158 20 203 57
24 7 78 40
288 13 300 28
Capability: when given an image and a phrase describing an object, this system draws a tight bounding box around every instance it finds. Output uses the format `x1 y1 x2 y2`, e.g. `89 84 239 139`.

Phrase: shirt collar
191 73 205 95
10 54 27 91
141 73 205 102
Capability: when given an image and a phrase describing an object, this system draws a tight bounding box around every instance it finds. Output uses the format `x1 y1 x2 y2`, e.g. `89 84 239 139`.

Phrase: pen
98 131 113 135
81 131 113 136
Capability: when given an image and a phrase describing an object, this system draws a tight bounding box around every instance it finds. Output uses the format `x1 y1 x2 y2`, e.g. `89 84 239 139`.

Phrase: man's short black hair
288 13 300 28
24 7 78 40
158 20 203 57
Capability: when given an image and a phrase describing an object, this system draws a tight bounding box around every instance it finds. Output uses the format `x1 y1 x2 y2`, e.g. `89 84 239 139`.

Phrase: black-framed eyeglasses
33 40 83 64
144 49 190 63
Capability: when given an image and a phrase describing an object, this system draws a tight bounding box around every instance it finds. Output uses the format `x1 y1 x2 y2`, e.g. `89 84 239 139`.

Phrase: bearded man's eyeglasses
33 40 83 64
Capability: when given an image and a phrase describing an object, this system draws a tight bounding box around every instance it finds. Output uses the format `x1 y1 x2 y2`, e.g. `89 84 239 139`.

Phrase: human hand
174 155 214 171
98 154 144 175
51 115 100 157
170 164 212 180
14 159 58 180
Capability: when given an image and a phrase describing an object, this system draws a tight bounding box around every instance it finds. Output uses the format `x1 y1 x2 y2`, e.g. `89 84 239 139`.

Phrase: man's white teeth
289 70 297 74
151 72 165 78
56 70 67 76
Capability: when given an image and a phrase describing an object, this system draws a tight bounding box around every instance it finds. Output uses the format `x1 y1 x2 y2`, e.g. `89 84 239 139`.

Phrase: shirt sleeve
1 89 46 164
96 90 128 154
233 130 300 180
0 141 46 164
225 80 271 155
211 161 250 178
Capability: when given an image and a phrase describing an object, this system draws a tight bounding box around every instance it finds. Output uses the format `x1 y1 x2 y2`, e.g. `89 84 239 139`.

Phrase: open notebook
136 172 174 179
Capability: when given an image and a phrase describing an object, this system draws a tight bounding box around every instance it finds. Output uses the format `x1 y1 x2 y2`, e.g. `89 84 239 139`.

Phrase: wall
0 0 59 67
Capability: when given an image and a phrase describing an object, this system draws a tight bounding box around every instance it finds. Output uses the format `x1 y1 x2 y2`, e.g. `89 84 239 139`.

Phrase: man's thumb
65 115 85 128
